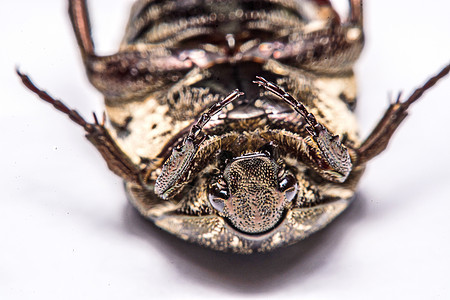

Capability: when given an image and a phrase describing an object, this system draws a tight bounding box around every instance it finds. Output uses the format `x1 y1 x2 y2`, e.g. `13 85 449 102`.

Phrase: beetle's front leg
356 63 450 165
254 77 352 183
17 70 144 185
155 90 243 199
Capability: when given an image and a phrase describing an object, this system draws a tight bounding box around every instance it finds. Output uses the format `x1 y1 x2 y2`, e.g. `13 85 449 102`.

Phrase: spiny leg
254 77 352 182
155 90 243 199
17 70 144 185
186 90 244 142
356 63 450 165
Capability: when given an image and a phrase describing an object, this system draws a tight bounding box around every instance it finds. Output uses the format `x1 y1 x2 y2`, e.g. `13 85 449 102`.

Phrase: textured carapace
19 0 450 253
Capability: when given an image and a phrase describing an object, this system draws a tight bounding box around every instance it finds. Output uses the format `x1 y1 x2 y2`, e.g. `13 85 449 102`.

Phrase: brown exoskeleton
18 0 449 253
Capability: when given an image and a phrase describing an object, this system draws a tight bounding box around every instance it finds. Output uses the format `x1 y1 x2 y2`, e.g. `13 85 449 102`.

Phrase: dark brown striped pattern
123 0 307 47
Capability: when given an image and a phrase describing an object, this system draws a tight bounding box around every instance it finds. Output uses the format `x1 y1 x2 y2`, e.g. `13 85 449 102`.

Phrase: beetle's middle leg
355 63 450 165
17 70 146 186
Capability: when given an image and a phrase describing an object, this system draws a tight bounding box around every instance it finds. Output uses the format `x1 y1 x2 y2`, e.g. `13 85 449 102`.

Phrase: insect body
18 0 449 253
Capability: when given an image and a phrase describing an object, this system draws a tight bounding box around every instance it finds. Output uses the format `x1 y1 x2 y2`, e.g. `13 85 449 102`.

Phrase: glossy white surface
1 1 450 299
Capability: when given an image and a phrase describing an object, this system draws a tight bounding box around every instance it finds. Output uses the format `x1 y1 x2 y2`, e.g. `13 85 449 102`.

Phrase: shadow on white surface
121 192 368 293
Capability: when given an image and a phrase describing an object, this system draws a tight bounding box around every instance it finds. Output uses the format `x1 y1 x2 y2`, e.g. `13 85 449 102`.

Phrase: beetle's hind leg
355 63 450 165
17 70 145 186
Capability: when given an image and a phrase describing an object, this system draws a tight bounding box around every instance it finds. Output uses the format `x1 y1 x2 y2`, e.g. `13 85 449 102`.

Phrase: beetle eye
208 179 229 213
278 174 298 202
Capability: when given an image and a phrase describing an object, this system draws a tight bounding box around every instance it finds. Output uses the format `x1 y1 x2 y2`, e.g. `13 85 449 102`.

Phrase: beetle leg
155 90 243 199
17 70 145 185
68 0 94 60
68 0 194 101
307 0 361 26
254 77 352 182
83 52 196 101
355 63 450 165
240 0 364 74
349 0 363 27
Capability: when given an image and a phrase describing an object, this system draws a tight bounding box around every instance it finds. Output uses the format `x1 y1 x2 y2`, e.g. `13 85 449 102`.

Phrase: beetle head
208 144 298 234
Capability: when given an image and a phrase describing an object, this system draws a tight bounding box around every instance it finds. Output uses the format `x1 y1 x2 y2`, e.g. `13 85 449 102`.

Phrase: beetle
18 0 449 253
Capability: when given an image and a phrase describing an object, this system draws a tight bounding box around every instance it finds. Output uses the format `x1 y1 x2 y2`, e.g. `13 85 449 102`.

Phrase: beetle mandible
18 0 450 253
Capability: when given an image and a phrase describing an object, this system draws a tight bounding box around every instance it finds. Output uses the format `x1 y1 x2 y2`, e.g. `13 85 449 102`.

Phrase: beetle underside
18 0 450 253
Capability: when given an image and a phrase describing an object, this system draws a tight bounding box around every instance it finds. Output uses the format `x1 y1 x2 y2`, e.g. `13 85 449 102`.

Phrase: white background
1 1 450 299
